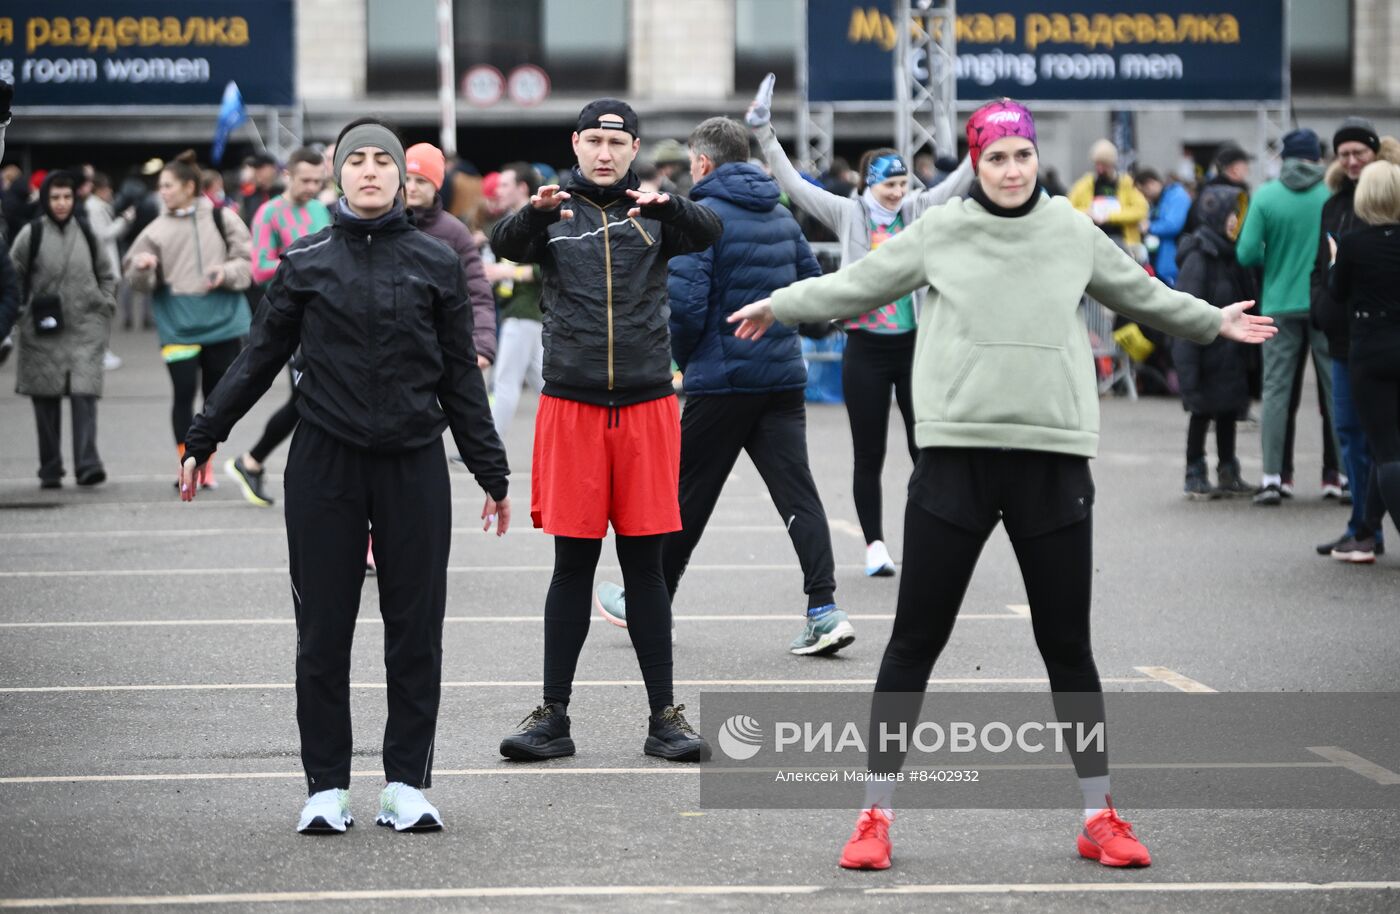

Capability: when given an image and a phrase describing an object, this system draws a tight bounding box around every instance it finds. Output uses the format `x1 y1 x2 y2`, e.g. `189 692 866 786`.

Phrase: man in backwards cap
491 98 722 765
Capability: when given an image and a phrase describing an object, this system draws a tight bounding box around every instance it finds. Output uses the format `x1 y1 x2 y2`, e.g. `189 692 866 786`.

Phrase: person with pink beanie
405 142 496 367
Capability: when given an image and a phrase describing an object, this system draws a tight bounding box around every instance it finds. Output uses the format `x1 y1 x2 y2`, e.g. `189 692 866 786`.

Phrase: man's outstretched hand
626 188 671 219
531 184 573 220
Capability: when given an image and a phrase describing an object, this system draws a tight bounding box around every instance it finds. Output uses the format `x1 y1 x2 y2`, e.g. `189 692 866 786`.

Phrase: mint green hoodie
1235 160 1329 316
771 195 1222 457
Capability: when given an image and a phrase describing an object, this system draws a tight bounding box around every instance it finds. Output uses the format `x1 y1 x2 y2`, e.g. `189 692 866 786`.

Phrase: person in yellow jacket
1069 139 1149 247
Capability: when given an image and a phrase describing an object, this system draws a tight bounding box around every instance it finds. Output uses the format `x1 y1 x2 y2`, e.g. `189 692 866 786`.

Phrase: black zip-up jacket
183 202 509 501
489 168 722 406
1310 178 1361 360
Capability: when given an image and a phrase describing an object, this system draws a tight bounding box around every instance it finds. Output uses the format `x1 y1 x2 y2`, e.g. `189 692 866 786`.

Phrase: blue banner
0 1 295 106
807 1 1285 104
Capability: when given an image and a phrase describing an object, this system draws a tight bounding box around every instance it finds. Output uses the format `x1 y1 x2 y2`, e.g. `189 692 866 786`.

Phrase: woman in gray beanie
176 117 511 837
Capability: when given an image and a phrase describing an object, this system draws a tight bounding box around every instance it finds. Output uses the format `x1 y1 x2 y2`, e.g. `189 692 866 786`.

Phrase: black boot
1215 458 1254 498
500 703 575 760
1184 459 1214 500
644 704 711 762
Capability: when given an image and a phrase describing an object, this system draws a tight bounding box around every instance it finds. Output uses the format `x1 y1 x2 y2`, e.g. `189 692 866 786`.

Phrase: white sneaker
865 540 896 577
297 788 353 834
376 782 443 831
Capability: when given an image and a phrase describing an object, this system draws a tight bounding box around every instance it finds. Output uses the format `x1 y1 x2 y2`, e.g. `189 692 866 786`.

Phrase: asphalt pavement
1 324 1397 913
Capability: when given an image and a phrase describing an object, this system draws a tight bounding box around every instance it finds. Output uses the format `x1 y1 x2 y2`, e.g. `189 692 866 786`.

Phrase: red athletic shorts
530 394 681 538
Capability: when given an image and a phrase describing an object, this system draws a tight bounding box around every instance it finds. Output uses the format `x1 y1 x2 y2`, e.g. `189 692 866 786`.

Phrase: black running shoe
644 704 711 762
500 703 575 760
1316 533 1351 556
225 456 273 507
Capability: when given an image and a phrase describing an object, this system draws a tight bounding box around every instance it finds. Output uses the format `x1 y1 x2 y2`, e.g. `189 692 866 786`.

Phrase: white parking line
869 881 1400 896
0 612 1025 629
828 519 864 539
0 759 1352 786
0 768 703 785
0 523 858 541
0 881 1396 909
1306 746 1400 785
0 564 874 579
0 676 1157 694
1133 666 1217 693
0 885 821 909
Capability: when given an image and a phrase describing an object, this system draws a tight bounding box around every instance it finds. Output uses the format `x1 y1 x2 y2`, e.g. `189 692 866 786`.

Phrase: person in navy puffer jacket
595 116 855 658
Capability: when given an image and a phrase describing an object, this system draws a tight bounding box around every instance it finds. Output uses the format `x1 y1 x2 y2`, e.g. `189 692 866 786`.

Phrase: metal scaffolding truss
893 0 957 165
797 0 958 174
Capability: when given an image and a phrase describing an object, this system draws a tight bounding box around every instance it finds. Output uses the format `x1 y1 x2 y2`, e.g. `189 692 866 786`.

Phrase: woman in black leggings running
732 98 1275 872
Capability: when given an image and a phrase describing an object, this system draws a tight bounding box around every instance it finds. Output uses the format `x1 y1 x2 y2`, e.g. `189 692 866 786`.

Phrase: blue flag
211 81 247 165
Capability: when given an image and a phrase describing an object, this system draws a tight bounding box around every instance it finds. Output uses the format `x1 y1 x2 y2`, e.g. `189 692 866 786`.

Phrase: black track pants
284 421 451 794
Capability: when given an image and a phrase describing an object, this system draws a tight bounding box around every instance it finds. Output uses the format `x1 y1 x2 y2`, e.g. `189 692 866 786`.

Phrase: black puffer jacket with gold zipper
490 167 722 406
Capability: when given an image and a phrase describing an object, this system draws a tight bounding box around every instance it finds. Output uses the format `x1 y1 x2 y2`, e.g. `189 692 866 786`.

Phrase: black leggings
543 534 673 713
250 371 300 464
869 502 1106 780
1187 413 1237 464
167 338 242 447
1351 329 1400 535
842 330 917 544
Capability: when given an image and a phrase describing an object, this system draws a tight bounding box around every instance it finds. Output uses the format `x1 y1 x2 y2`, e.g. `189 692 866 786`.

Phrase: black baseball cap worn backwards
576 98 638 138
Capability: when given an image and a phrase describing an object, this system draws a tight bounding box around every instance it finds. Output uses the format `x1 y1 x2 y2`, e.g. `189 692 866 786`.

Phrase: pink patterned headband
966 99 1037 172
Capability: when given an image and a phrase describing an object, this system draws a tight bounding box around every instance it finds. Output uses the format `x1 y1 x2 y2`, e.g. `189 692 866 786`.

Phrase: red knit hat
405 143 446 190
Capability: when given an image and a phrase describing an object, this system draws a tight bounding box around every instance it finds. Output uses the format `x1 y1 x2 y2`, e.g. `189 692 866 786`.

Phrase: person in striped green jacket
225 147 332 507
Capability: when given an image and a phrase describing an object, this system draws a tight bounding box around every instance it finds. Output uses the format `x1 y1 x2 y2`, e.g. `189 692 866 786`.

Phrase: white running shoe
376 782 443 832
865 540 896 577
297 788 353 834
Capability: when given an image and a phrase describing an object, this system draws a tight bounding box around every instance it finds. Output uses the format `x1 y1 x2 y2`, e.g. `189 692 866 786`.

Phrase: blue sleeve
667 245 714 371
795 229 822 281
1149 187 1191 241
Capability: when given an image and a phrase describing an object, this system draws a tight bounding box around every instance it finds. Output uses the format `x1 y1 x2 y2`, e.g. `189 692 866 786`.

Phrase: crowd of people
0 71 1395 873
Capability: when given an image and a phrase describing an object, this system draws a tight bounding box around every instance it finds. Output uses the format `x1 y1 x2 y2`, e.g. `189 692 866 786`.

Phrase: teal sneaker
594 581 676 643
789 606 856 656
595 581 627 627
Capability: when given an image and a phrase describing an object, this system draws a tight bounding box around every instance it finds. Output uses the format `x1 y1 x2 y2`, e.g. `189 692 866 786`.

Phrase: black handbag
30 294 64 335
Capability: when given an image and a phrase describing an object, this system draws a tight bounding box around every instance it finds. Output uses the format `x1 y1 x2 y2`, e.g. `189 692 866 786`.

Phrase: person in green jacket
730 98 1276 873
1235 128 1338 505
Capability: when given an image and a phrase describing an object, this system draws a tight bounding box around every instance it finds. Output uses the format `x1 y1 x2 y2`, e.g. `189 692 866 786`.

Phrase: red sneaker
197 458 218 490
1078 805 1152 867
839 807 892 870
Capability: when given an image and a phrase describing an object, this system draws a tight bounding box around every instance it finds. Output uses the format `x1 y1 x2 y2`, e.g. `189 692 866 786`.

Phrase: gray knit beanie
334 123 406 189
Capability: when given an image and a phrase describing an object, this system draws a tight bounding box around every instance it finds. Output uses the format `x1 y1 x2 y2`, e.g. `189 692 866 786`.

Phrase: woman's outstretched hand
178 456 199 502
1219 300 1276 344
745 73 776 128
482 495 511 536
728 298 777 340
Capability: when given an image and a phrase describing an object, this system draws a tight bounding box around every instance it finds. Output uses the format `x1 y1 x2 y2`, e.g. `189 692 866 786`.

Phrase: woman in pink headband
732 98 1275 873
